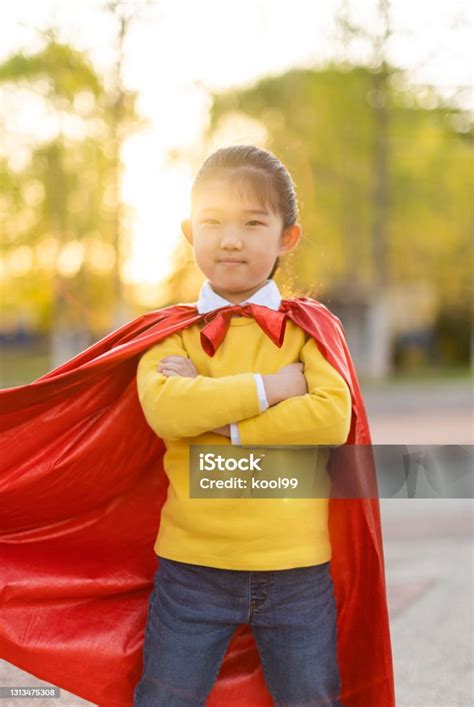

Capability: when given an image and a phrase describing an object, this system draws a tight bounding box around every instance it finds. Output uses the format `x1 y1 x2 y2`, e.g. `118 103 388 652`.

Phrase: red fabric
0 297 395 706
200 302 287 356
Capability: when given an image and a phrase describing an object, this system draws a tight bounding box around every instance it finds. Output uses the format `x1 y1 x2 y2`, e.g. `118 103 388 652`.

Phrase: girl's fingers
157 363 192 376
158 356 197 376
160 356 189 363
157 352 196 370
157 362 183 372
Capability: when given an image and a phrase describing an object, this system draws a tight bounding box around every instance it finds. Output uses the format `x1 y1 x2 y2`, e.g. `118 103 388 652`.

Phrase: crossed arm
136 331 352 445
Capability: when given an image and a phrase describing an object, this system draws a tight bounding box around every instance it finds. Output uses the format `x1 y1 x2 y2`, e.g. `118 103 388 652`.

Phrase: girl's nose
220 228 243 248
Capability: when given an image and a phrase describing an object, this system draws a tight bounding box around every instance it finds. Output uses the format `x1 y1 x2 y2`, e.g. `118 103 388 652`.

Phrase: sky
0 0 472 295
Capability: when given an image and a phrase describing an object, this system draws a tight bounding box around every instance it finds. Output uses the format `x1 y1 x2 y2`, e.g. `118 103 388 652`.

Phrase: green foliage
0 39 101 104
0 36 141 334
208 64 473 309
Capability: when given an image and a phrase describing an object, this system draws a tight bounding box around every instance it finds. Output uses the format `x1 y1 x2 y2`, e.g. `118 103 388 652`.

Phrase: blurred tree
337 0 393 378
0 31 142 368
103 0 155 328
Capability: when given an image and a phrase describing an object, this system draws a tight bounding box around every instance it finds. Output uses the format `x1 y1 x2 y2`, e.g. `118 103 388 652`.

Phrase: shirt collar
196 279 282 314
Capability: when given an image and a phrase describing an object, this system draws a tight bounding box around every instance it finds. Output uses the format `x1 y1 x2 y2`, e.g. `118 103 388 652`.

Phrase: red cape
0 297 395 706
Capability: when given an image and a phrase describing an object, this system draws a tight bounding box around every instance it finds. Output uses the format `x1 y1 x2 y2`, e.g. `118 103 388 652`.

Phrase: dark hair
191 145 299 279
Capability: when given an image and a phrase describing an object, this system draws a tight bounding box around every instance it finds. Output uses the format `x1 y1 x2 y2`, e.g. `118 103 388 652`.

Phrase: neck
209 280 270 304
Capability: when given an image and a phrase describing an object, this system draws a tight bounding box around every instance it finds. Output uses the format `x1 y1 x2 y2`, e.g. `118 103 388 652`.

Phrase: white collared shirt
196 279 282 445
197 278 282 314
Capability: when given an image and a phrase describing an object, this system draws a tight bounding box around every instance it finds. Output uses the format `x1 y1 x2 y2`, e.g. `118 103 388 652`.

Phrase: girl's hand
211 425 231 437
262 362 307 405
157 356 198 378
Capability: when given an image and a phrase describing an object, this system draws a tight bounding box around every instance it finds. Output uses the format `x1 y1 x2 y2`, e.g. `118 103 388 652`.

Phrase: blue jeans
133 557 343 706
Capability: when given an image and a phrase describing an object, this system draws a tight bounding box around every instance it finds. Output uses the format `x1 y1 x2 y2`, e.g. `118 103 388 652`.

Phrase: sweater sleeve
235 336 352 446
136 332 261 441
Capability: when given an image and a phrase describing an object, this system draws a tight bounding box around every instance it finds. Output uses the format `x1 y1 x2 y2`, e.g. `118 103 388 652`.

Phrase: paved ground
364 378 473 445
1 381 472 706
381 499 473 707
366 381 473 706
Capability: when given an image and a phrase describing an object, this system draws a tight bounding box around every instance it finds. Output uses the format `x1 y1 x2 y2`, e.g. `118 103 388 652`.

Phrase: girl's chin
209 275 261 289
210 272 248 285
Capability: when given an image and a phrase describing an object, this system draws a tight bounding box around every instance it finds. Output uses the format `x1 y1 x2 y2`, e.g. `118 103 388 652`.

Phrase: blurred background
0 0 472 386
0 1 472 705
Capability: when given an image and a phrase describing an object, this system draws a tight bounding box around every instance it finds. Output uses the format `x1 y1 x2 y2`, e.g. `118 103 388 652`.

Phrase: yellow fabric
136 315 352 570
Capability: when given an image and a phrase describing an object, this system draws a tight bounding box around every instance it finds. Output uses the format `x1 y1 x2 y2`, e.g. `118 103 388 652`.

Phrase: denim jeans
133 556 343 706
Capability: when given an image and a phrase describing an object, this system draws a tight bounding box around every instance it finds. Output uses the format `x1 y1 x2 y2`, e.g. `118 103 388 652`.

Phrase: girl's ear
181 218 193 245
279 223 302 255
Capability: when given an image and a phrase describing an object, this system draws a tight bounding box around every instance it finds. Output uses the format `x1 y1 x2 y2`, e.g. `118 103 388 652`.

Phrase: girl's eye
201 218 265 226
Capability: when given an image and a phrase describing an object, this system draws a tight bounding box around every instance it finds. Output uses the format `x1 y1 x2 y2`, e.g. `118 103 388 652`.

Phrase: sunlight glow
1 0 471 289
121 132 194 285
57 241 84 278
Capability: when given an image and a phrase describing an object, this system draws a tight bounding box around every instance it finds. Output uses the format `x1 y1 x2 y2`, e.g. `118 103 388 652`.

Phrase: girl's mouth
218 260 246 265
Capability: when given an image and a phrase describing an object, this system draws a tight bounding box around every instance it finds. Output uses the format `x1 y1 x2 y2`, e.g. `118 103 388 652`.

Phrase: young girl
133 145 353 706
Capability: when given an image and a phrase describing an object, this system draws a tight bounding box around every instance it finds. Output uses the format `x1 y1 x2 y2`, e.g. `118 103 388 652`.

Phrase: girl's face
181 177 301 303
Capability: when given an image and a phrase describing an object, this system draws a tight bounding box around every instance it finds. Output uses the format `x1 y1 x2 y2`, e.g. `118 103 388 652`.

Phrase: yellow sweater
136 315 352 570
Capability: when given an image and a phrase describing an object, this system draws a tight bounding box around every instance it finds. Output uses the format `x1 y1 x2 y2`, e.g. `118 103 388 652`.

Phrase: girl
132 146 388 706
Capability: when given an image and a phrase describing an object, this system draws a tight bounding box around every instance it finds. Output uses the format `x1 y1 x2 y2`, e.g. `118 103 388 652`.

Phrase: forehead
191 173 279 217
